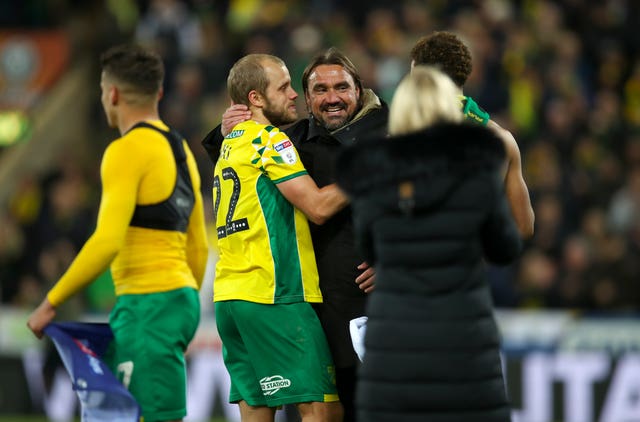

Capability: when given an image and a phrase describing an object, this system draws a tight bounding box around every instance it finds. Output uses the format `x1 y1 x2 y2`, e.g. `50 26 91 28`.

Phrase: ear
157 86 164 101
248 90 264 107
109 85 119 106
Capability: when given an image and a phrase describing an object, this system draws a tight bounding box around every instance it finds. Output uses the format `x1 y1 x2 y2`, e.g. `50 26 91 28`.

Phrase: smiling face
305 64 361 131
260 59 299 126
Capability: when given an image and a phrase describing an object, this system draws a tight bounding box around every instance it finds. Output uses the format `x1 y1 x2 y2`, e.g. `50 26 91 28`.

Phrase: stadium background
1 1 640 421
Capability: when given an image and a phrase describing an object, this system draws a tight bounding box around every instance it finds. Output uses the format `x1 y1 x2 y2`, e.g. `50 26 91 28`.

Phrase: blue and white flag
44 322 140 422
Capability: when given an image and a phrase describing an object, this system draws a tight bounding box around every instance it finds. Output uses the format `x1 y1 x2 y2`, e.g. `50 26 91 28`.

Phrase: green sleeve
462 96 490 126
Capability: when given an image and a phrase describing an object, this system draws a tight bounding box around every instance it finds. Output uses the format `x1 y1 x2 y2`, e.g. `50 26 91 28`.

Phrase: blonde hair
227 54 286 106
388 65 463 135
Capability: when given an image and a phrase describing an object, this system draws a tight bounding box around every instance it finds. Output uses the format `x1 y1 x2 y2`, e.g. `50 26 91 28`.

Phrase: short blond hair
388 66 463 135
227 54 285 106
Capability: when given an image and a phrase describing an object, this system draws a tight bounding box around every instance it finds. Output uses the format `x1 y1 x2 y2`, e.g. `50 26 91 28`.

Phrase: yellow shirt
213 120 322 304
47 120 208 305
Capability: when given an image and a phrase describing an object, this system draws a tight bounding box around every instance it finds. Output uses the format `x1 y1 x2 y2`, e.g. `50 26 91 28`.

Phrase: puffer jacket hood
336 122 505 206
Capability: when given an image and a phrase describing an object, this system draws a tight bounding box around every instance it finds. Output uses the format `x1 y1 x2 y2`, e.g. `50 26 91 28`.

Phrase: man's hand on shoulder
222 103 252 136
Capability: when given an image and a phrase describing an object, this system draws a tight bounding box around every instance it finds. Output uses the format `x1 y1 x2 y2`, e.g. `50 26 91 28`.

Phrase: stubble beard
263 101 297 127
319 114 350 131
315 101 356 131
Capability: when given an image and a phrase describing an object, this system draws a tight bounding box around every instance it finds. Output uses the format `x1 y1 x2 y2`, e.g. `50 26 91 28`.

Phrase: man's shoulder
110 123 164 149
335 102 389 145
283 118 310 145
355 102 389 131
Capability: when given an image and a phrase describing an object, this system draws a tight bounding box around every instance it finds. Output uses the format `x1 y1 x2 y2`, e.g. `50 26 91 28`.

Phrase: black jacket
201 95 388 368
337 123 522 422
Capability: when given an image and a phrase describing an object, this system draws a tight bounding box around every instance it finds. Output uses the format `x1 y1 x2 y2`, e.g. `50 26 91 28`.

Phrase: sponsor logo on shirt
225 129 244 139
274 140 292 152
260 375 292 395
273 139 297 164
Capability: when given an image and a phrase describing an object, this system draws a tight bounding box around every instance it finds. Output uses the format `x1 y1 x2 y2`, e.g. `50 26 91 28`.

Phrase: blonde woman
337 66 522 421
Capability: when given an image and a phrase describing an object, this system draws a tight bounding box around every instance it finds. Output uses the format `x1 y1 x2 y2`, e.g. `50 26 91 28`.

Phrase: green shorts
215 300 339 407
106 287 200 422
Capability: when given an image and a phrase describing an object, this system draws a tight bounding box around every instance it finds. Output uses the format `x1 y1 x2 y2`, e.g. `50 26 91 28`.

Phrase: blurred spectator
547 234 592 308
608 165 640 239
2 156 96 315
514 248 558 309
134 0 205 99
162 61 206 141
135 0 204 60
0 212 25 302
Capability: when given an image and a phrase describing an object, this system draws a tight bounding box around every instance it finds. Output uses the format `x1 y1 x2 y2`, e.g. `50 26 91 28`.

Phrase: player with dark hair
28 44 209 422
411 31 535 238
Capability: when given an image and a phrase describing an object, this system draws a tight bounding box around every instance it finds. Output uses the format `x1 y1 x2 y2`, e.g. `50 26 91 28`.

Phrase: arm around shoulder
276 174 349 225
201 124 225 164
201 104 253 164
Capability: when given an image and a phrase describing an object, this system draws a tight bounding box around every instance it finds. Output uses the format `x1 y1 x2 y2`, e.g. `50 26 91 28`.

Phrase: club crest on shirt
273 139 297 164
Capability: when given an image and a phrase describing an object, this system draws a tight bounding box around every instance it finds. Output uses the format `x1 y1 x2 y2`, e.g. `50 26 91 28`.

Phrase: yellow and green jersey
47 120 209 306
213 120 322 304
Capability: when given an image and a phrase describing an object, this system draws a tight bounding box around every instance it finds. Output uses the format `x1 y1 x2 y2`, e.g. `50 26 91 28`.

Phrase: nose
288 87 298 100
324 89 340 103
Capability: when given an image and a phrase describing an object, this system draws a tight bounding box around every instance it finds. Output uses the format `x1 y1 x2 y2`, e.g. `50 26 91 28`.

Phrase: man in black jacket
202 47 388 422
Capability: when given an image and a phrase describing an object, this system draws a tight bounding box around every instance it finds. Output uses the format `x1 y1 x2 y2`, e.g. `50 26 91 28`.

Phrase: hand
221 103 252 136
27 299 56 339
355 261 375 293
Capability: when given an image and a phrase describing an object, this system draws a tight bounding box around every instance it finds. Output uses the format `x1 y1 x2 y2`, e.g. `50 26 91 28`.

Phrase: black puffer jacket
337 123 523 422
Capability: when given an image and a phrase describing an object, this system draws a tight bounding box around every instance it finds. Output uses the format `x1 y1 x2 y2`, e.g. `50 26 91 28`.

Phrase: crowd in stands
2 0 640 314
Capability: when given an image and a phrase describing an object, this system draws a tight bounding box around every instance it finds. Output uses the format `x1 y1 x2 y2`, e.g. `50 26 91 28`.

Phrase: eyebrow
313 81 351 89
277 80 290 90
